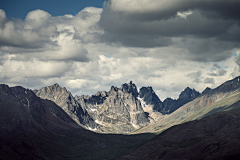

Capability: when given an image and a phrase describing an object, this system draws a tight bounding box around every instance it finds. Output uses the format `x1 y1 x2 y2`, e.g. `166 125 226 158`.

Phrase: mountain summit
138 86 200 115
34 84 96 129
76 81 149 133
33 81 201 133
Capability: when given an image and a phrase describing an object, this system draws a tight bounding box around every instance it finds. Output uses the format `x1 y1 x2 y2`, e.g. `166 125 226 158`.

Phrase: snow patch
131 122 138 128
137 97 146 108
25 97 30 106
90 108 97 112
50 111 57 117
88 127 97 131
95 120 105 126
13 92 17 97
25 97 30 113
25 91 27 94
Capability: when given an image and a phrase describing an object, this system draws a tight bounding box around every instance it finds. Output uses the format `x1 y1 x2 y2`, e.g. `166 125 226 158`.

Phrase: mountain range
34 81 200 133
1 76 240 159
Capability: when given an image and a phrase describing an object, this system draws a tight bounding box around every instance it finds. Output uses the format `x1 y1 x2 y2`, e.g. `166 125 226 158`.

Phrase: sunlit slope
118 102 240 160
133 76 240 134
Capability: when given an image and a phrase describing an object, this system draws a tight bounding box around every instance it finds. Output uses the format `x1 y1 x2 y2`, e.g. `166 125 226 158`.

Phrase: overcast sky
1 0 240 100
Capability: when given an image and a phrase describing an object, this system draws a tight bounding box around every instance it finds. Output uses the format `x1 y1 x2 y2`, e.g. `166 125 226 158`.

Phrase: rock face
138 87 162 110
159 87 200 114
74 82 200 132
202 87 211 95
138 87 163 121
76 81 149 133
32 81 201 133
34 83 96 129
139 86 200 115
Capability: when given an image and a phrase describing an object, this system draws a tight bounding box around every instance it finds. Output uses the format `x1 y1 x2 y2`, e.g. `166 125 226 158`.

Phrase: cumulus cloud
104 0 240 20
0 9 58 49
177 10 192 19
99 0 240 62
0 7 102 62
0 2 240 101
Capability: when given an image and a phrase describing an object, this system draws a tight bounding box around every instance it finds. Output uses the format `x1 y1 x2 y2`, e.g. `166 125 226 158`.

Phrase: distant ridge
134 76 240 134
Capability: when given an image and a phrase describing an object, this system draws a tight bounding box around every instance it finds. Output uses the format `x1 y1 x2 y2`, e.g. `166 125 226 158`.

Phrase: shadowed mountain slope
0 84 155 160
0 84 79 131
34 83 96 129
138 86 200 118
118 101 240 160
1 76 240 159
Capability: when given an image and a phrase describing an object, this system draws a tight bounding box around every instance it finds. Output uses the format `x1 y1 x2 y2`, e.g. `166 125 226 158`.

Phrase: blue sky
0 0 240 100
1 0 106 19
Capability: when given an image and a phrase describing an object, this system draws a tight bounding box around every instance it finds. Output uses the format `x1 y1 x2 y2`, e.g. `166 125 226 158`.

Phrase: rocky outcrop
139 86 200 115
76 81 149 133
138 87 163 121
34 83 96 129
202 87 211 95
32 81 201 133
138 87 161 109
159 87 200 114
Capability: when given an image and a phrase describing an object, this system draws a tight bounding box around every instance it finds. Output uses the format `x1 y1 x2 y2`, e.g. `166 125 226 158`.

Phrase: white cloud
0 3 240 102
177 10 192 19
105 0 177 13
0 59 71 78
0 9 7 27
25 9 52 29
0 7 102 62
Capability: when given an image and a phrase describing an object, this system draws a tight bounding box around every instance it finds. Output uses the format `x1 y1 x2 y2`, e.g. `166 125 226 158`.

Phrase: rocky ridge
134 76 240 134
74 81 200 132
0 84 154 160
0 84 80 132
137 86 200 120
76 81 149 133
32 81 201 133
34 83 96 129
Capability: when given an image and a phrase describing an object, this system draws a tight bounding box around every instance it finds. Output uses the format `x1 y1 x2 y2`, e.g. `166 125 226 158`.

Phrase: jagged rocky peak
119 81 139 97
202 87 211 95
95 91 108 97
35 83 70 101
0 84 12 94
75 81 149 132
139 86 162 106
179 87 200 100
34 84 97 129
157 87 201 115
109 86 118 94
163 97 174 103
48 83 67 93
